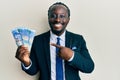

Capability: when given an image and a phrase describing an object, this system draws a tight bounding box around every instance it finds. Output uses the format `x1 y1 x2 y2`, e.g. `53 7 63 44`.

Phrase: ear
67 17 70 23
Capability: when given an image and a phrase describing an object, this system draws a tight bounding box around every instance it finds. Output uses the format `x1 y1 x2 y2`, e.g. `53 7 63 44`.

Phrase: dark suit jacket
22 31 94 80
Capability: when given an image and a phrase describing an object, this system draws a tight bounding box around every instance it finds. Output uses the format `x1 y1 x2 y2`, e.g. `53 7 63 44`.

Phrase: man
15 2 94 80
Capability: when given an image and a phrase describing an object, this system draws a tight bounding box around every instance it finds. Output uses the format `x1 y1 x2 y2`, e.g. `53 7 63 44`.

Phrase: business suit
22 30 94 80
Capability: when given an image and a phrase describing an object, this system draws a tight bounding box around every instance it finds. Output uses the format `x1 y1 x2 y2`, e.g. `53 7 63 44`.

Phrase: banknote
12 27 36 51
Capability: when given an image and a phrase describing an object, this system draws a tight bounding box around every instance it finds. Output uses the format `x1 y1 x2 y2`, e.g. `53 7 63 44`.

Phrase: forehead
50 5 68 13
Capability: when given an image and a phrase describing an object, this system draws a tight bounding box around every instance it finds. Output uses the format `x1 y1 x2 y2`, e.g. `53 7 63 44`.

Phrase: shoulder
66 31 84 39
67 31 87 47
31 31 50 47
34 31 50 40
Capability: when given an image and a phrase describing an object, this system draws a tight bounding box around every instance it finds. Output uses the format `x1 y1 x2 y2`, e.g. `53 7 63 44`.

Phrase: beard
51 28 65 36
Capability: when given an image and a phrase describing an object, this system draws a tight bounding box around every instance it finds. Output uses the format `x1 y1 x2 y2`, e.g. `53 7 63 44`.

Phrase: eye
49 14 56 18
60 15 65 18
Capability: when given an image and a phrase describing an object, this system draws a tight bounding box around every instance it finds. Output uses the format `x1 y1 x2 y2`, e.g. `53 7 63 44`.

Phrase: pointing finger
50 43 63 48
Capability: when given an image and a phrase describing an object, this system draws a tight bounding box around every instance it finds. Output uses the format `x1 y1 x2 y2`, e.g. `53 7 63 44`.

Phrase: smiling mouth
54 23 62 29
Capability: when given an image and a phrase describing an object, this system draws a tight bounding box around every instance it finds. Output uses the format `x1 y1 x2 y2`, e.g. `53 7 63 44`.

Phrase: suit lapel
65 31 73 80
43 31 51 75
65 31 73 48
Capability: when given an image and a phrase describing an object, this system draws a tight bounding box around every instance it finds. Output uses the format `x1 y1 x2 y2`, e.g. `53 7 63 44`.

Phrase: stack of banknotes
12 27 36 51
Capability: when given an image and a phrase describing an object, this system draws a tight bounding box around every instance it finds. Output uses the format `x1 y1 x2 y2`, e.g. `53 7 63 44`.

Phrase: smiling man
15 2 94 80
48 3 70 36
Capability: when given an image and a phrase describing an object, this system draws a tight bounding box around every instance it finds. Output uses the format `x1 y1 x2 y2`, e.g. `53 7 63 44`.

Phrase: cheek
64 18 69 23
48 18 54 22
63 20 69 25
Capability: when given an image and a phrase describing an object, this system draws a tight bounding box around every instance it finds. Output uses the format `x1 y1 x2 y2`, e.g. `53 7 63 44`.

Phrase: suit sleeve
68 35 94 73
22 36 39 75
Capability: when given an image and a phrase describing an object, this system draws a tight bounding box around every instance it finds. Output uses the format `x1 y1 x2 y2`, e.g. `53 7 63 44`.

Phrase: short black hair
48 2 70 17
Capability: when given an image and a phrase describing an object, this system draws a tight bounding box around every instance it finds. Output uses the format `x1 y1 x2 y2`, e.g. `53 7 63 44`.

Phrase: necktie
56 37 63 80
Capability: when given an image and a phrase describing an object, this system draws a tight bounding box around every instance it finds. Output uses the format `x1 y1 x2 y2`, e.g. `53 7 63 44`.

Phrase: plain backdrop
0 0 120 80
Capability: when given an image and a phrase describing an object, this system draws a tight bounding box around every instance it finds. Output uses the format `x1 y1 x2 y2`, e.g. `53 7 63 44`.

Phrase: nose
55 17 60 23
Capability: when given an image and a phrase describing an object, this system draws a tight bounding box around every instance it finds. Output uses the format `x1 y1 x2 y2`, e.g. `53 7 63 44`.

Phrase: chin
52 30 63 35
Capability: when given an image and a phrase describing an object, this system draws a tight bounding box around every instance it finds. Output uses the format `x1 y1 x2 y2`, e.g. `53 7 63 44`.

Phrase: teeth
55 24 62 27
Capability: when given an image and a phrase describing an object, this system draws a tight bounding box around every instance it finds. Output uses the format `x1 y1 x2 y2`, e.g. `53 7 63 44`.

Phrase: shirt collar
50 30 66 41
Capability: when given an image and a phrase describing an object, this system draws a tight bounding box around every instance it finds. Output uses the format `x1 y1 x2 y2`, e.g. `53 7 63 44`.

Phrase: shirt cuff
22 60 32 70
68 52 74 62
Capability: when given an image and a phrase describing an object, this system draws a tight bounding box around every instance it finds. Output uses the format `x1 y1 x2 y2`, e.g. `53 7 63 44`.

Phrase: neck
54 30 66 36
51 30 66 36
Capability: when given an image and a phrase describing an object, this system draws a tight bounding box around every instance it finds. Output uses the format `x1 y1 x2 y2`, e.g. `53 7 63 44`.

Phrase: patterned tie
56 37 63 80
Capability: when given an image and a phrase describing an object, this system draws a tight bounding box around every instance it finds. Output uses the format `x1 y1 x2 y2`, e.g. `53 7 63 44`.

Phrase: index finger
50 43 63 48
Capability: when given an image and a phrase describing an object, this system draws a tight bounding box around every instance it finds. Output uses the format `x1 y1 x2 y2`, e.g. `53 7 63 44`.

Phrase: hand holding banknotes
12 27 35 67
15 45 31 67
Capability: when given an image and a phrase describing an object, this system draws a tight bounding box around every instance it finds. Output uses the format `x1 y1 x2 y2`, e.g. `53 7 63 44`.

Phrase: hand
15 45 31 67
50 43 73 61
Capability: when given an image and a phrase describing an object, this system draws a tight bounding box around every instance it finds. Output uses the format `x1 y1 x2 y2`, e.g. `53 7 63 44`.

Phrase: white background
0 0 120 80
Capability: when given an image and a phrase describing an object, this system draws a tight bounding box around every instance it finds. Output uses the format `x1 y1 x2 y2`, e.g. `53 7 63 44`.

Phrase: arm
22 37 39 75
68 36 94 73
15 37 39 75
51 35 94 73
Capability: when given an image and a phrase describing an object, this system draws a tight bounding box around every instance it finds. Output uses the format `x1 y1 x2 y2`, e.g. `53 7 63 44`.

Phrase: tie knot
57 37 60 41
56 37 60 45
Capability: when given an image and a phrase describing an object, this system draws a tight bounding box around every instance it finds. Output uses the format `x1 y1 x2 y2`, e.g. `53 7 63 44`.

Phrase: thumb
50 43 63 48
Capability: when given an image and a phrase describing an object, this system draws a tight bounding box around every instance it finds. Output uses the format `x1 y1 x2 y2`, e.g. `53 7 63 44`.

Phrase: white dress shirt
50 31 65 80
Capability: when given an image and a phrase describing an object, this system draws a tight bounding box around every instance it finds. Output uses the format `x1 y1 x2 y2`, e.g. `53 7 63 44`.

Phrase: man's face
48 5 70 36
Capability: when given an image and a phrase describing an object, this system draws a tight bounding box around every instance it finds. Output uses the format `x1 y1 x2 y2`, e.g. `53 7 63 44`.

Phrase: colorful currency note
12 27 36 51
